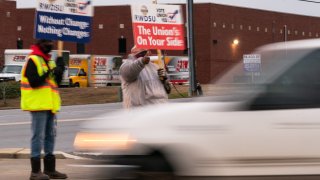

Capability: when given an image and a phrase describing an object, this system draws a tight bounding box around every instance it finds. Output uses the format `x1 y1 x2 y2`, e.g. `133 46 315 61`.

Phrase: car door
233 48 320 174
183 49 320 176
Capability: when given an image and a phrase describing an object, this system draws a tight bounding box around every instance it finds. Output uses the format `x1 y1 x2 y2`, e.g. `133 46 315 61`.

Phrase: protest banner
35 0 93 43
131 4 185 50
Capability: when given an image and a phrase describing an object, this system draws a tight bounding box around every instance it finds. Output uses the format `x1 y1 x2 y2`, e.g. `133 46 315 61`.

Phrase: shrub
0 81 21 99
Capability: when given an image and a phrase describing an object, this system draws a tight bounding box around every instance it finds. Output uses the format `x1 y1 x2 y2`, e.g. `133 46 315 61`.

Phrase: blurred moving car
74 38 320 179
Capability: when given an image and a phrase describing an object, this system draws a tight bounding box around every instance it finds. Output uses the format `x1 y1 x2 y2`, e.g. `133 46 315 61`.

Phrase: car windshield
196 47 315 102
1 65 22 74
69 68 79 76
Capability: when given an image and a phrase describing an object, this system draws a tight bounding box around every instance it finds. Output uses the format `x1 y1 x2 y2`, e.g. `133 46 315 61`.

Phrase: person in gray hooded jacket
120 46 171 108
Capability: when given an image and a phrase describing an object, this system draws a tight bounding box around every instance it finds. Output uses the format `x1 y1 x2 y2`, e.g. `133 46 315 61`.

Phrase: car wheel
74 83 80 87
135 171 174 180
112 152 175 180
135 156 174 180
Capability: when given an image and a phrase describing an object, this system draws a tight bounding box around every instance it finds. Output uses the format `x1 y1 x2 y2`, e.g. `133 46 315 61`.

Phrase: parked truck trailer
0 49 30 82
90 55 123 87
65 54 90 87
150 56 189 85
1 49 69 83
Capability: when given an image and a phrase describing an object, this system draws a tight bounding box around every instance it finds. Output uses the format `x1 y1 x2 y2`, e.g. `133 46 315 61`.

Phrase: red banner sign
131 4 185 50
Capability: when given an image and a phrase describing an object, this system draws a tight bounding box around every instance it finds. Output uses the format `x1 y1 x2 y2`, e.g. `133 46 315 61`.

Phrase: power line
298 0 320 3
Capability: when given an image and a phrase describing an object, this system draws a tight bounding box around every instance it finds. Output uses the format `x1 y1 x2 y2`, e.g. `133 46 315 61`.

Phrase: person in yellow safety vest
20 39 67 180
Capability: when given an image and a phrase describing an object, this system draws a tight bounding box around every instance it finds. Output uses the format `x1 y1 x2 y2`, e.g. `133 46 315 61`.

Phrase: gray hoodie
120 55 168 108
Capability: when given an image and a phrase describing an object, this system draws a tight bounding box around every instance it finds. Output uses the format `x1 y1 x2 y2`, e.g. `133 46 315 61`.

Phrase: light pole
187 0 197 96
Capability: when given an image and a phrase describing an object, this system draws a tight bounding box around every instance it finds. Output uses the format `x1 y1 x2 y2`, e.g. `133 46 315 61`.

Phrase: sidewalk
0 158 103 180
0 148 102 179
0 148 83 159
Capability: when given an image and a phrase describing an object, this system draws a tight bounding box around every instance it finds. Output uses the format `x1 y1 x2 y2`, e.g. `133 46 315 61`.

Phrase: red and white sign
93 57 107 73
12 55 27 62
131 4 185 50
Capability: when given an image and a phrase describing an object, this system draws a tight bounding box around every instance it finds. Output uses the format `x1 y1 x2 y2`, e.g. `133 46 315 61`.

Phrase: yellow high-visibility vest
20 55 61 113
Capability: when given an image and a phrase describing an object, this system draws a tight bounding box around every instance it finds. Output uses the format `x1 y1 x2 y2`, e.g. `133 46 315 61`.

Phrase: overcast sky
14 0 320 18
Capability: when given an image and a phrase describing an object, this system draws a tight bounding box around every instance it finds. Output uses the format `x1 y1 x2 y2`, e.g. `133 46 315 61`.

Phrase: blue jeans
30 111 55 158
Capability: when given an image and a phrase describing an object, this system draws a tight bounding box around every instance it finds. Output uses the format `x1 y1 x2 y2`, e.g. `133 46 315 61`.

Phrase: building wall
1 2 320 83
87 6 132 55
0 1 18 66
204 3 320 83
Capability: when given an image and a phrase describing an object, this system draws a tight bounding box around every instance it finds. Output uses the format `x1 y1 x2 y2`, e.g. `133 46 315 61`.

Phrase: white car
74 38 320 179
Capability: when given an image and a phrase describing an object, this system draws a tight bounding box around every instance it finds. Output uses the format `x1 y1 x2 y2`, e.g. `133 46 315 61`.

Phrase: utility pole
272 21 275 42
283 25 287 41
187 0 197 96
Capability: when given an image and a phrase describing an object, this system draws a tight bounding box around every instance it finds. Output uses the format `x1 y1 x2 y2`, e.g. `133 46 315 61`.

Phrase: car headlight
74 132 137 151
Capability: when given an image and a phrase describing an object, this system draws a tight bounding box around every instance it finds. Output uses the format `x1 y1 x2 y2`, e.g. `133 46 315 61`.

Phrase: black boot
44 154 68 179
30 157 50 180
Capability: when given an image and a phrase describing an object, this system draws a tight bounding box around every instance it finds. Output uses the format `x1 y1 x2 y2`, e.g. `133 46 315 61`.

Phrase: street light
231 39 240 58
233 39 239 45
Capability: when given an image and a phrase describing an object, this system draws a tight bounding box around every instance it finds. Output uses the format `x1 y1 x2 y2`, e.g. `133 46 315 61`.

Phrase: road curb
0 148 22 159
0 148 85 159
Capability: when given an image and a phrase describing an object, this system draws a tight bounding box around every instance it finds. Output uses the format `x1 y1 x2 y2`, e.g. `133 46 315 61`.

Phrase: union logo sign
140 5 148 16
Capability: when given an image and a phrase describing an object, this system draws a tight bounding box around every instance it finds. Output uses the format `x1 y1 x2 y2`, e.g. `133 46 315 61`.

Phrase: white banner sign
243 54 261 72
37 0 93 17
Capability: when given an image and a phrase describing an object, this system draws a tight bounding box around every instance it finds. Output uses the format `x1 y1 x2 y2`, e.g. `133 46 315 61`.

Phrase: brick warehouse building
1 1 320 83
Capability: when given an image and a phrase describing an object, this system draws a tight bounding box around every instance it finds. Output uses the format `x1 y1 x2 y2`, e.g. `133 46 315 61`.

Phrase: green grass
0 85 191 109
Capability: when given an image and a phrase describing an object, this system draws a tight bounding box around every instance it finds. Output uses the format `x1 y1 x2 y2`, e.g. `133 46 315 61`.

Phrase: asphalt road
2 100 320 179
0 98 189 153
2 159 320 180
0 102 123 153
